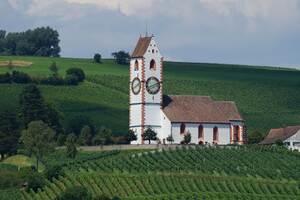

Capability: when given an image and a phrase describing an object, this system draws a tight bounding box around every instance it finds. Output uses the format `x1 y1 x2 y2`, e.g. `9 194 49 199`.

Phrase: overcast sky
1 0 300 68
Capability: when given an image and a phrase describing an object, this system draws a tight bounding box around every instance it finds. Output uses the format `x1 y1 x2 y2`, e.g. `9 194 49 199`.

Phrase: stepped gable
131 36 152 58
162 95 243 123
260 125 300 144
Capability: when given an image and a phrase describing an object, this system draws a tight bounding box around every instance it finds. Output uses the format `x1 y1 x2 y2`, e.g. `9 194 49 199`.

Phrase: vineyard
22 146 300 199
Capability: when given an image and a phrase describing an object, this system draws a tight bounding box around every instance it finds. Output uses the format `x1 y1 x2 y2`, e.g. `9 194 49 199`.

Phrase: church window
213 127 219 143
234 126 239 142
134 60 139 71
198 125 204 139
152 49 155 53
150 59 156 70
180 123 186 134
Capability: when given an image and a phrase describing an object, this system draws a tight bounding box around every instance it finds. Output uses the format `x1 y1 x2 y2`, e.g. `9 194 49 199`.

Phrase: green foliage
56 186 92 200
0 27 60 57
44 165 64 181
49 62 59 76
66 68 85 82
143 127 157 144
94 53 102 63
182 132 191 144
65 134 77 158
20 120 56 170
111 51 130 65
248 130 264 144
78 125 92 145
0 170 24 189
275 139 284 146
57 134 67 146
93 127 113 145
19 84 47 126
26 172 45 192
0 110 20 159
0 189 22 200
125 129 137 143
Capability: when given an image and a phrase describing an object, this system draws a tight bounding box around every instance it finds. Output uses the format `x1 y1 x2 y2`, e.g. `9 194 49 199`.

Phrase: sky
1 0 300 68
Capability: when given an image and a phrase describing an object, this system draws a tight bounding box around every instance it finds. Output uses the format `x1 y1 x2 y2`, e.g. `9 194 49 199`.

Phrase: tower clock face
131 77 141 95
146 77 160 95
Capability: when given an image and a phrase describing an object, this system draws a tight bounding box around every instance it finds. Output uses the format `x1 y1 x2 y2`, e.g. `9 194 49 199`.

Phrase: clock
146 77 160 94
131 77 141 95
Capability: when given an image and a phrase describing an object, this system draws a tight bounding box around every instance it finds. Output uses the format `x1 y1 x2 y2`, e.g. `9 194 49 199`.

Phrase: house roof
260 125 300 144
131 36 152 58
162 95 243 123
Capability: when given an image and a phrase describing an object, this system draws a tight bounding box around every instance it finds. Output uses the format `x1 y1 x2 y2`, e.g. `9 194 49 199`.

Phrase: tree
143 127 157 144
92 127 113 145
275 139 284 146
44 103 63 135
56 186 92 200
78 125 92 146
111 51 130 65
183 132 191 144
166 135 174 144
248 130 264 144
66 133 77 158
49 62 59 76
66 68 85 82
66 115 95 136
0 110 20 159
126 129 137 144
20 121 56 171
19 84 46 126
94 53 102 63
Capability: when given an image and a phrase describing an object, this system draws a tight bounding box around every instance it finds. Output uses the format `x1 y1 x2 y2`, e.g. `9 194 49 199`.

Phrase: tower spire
145 21 148 37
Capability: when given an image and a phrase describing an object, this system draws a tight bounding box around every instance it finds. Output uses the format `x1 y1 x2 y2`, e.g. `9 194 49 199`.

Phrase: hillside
20 146 300 199
0 56 300 135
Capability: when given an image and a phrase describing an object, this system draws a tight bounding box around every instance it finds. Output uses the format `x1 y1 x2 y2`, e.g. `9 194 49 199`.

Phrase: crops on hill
23 146 300 200
0 56 300 135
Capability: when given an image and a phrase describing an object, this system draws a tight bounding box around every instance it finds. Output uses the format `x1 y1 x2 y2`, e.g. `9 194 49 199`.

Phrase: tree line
0 27 60 57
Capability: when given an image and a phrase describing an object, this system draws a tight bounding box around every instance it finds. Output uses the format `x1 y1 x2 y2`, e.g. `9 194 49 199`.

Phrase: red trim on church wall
141 59 146 144
160 57 164 108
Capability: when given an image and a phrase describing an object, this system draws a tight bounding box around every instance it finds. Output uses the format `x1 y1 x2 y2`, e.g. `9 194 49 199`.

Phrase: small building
129 35 246 145
260 125 300 151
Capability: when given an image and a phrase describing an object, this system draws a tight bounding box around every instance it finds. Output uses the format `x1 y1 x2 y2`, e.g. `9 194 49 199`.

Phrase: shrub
11 71 31 83
0 73 11 83
44 165 64 181
56 186 92 200
41 76 65 85
66 134 77 158
57 134 67 146
66 68 85 82
26 172 46 192
65 74 79 85
94 53 102 63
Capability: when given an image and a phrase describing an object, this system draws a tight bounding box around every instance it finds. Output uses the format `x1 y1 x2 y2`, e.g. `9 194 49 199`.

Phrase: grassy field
0 56 299 135
20 146 300 199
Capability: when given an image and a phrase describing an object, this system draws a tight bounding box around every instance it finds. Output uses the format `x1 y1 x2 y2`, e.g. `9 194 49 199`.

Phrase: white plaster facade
284 130 300 151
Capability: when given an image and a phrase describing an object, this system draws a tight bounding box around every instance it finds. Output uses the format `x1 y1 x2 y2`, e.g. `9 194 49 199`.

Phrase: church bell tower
129 36 163 144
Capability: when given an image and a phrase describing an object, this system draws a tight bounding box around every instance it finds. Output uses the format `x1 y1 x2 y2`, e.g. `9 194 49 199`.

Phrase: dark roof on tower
162 95 243 123
131 36 152 58
260 125 300 144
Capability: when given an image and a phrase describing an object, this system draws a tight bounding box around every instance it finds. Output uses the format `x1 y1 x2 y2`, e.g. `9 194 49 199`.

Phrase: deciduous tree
143 127 157 144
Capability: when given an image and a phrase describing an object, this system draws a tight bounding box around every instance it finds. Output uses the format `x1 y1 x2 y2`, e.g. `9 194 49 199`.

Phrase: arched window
213 127 219 143
180 123 186 134
234 126 239 142
134 60 139 71
150 59 156 70
198 125 204 139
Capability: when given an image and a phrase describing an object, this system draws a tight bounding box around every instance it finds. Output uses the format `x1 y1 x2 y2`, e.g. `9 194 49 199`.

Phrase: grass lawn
2 155 45 172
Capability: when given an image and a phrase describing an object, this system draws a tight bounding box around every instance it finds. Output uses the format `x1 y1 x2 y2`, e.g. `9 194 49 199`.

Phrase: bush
94 53 102 63
66 68 85 82
11 71 31 83
41 76 65 85
65 74 79 85
0 73 11 83
57 134 67 146
44 165 64 181
26 172 46 192
56 186 92 200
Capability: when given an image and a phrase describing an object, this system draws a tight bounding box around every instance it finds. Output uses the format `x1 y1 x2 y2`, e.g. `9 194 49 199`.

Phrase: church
129 36 246 145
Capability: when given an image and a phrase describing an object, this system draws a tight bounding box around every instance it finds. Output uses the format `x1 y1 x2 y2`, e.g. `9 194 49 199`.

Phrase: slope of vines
23 146 300 200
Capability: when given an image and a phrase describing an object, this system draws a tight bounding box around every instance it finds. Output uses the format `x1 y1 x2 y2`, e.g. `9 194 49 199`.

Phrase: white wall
284 130 300 151
171 123 231 144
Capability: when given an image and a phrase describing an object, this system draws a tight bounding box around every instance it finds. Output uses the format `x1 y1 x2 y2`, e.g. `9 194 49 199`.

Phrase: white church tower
129 36 163 144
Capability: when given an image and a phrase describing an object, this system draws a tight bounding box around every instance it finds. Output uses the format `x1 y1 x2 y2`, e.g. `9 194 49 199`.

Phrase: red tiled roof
260 125 300 144
131 37 152 58
162 95 243 123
